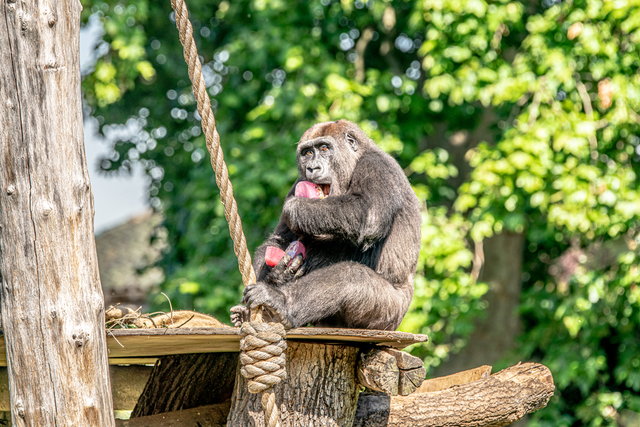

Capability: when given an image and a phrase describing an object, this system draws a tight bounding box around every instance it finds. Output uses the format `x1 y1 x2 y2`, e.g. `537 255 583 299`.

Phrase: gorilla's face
296 120 367 197
297 136 335 195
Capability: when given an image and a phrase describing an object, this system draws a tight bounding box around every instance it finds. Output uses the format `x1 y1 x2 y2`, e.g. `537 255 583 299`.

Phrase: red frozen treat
264 241 306 267
265 246 286 267
295 181 325 199
285 240 306 260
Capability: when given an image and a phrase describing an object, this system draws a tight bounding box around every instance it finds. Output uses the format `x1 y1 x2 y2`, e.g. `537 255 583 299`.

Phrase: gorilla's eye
303 149 313 156
320 145 329 152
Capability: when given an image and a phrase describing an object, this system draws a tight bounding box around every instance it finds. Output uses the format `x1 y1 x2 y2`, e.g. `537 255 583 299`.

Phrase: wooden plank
286 327 427 348
109 358 158 366
0 327 427 366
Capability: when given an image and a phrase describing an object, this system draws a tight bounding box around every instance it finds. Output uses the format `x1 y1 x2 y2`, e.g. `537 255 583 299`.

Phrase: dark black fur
231 120 421 330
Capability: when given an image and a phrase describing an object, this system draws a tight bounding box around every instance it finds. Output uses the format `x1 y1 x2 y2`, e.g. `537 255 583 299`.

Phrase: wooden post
0 0 115 425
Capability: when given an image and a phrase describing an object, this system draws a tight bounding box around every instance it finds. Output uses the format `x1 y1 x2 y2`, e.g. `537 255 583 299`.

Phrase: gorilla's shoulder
355 147 407 183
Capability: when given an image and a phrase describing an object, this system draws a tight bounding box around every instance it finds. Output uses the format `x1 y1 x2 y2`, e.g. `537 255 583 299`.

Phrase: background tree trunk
0 0 114 425
438 232 525 375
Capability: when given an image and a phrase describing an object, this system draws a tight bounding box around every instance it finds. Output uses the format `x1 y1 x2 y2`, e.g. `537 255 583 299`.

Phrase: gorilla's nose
307 166 321 175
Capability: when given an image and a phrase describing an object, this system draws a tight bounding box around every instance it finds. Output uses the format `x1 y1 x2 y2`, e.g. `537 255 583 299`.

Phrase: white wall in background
80 17 149 234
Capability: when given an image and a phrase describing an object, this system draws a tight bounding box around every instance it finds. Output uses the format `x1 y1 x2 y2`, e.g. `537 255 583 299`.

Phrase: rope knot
239 321 287 393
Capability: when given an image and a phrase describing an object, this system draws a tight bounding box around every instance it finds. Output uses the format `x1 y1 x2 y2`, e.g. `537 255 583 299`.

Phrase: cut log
357 348 426 396
0 1 114 425
228 342 360 427
384 348 424 369
131 353 238 417
399 365 427 396
357 349 399 395
353 362 555 427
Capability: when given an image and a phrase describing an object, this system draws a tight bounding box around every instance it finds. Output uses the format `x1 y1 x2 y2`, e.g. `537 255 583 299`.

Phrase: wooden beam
0 0 114 425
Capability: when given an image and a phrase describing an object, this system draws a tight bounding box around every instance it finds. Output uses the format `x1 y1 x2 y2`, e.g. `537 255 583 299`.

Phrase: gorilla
231 120 421 330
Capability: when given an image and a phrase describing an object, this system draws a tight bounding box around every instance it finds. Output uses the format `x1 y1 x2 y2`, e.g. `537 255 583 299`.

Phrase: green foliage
401 207 489 372
81 0 640 424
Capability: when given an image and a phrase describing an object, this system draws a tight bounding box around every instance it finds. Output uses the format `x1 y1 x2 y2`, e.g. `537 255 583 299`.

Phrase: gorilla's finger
294 263 306 279
273 253 292 275
288 254 304 273
241 285 254 303
242 285 250 297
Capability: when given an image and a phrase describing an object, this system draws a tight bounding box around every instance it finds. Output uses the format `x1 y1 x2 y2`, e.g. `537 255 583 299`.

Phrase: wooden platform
0 327 428 366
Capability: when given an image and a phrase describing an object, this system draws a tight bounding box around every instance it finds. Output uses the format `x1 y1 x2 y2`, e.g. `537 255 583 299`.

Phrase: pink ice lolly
295 181 325 199
285 240 306 260
265 246 286 267
265 240 306 267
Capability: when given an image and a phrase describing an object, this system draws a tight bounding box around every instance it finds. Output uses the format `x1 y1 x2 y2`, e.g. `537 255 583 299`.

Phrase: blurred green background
81 0 640 425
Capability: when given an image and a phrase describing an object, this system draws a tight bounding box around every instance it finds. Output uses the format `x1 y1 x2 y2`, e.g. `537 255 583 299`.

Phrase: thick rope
240 322 287 392
169 2 284 426
170 0 256 288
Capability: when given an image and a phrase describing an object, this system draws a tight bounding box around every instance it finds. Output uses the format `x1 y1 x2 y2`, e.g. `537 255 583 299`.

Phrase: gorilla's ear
345 133 358 152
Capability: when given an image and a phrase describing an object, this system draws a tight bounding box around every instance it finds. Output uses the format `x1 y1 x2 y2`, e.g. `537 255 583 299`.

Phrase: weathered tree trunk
0 1 115 425
228 342 360 427
132 353 238 417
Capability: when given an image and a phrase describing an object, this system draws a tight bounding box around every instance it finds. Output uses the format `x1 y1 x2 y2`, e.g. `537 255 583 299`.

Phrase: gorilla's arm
243 261 413 330
283 152 403 248
253 181 301 281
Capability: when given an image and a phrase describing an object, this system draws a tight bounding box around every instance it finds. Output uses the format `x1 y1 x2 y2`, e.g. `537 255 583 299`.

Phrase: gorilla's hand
242 283 292 329
265 253 305 287
230 304 250 327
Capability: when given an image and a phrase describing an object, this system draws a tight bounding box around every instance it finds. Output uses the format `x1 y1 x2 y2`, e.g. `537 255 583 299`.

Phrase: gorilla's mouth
321 184 331 197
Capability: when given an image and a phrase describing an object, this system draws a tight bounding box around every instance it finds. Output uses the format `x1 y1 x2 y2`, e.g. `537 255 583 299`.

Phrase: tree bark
0 1 114 425
228 342 360 427
132 353 238 417
353 362 554 427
